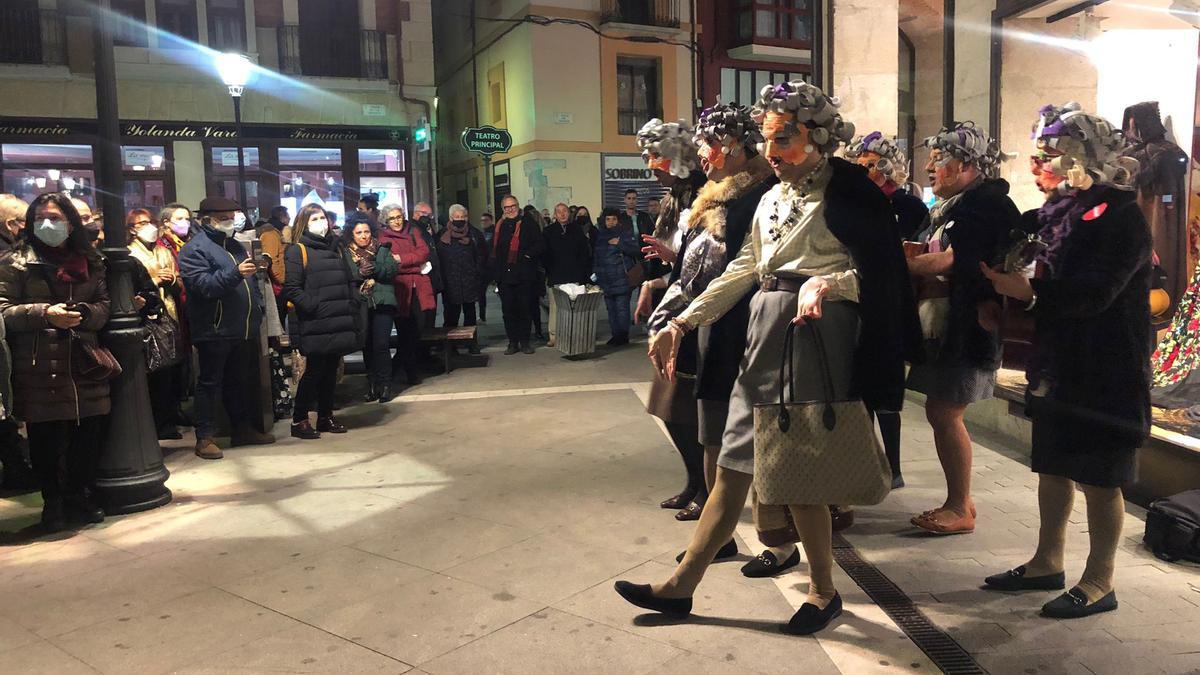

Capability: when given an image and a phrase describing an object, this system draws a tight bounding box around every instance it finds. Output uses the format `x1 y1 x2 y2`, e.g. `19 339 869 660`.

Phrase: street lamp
216 53 252 212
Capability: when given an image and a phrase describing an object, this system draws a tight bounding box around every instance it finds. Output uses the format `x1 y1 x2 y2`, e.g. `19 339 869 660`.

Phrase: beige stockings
1026 474 1125 602
656 467 837 609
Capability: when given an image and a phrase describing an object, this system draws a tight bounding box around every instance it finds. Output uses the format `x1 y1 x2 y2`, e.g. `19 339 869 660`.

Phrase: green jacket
366 243 399 308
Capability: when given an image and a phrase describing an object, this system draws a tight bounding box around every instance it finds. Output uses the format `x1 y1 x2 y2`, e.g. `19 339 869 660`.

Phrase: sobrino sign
601 154 666 211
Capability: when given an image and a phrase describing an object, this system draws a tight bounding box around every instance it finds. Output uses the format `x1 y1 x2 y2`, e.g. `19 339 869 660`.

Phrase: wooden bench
418 326 479 373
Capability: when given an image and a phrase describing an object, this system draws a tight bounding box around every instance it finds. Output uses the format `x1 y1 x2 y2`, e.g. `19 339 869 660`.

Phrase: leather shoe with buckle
741 547 801 578
1041 587 1117 619
983 565 1066 592
317 417 347 434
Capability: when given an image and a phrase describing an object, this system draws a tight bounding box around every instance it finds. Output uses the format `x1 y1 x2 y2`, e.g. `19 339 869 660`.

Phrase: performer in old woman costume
615 81 919 635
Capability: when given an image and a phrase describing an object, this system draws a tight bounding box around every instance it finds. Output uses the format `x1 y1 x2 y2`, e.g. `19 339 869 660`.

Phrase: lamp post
216 53 252 212
88 0 171 514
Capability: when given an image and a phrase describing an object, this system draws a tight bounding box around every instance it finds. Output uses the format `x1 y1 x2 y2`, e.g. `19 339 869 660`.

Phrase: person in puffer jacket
0 192 110 532
177 196 275 460
283 204 362 439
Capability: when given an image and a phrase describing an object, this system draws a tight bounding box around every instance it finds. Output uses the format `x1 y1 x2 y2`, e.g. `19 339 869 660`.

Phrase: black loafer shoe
741 547 801 578
504 343 520 355
1041 587 1117 619
676 539 738 564
316 417 347 434
613 581 692 618
984 565 1066 592
782 593 843 635
660 492 694 510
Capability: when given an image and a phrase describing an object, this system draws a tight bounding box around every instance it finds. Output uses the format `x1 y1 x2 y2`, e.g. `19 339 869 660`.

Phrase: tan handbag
752 321 891 506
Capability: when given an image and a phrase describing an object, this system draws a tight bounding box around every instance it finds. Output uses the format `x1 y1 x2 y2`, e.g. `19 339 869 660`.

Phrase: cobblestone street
1 332 1198 674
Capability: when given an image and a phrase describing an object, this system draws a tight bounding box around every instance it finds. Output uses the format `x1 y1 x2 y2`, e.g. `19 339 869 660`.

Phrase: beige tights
789 504 836 609
1025 474 1074 577
656 467 753 599
1025 474 1124 603
1077 483 1124 602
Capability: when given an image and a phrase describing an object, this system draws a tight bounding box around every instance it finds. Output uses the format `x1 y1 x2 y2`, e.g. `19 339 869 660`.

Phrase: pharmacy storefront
0 117 414 223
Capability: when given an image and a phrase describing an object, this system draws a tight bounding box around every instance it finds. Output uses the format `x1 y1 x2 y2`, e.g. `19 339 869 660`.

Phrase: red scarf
36 242 90 284
881 180 898 198
493 217 523 265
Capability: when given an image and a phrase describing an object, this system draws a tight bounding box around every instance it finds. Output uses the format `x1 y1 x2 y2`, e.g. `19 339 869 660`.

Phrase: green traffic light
414 127 429 142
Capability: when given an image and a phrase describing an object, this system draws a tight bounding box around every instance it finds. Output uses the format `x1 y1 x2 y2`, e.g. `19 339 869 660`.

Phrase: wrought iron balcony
600 0 681 29
0 7 65 66
277 26 388 80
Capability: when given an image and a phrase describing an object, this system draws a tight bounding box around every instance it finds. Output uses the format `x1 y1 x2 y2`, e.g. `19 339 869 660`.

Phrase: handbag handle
776 320 839 433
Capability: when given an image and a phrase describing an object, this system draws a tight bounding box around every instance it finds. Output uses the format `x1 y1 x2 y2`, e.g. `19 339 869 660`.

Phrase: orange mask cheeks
698 140 727 171
646 154 673 174
762 112 811 166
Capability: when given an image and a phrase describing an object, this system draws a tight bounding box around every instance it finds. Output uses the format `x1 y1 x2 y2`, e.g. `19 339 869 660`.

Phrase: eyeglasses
501 204 519 211
386 215 406 222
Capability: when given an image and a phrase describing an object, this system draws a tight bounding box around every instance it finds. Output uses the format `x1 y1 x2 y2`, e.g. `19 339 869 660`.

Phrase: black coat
283 231 362 356
543 221 593 285
916 178 1021 370
1029 187 1152 448
695 173 778 402
435 227 487 305
490 214 545 285
824 157 924 413
890 188 928 241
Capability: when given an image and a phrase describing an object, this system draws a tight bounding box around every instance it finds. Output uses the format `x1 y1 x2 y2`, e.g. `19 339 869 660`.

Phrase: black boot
363 382 379 403
504 343 520 355
63 493 105 525
41 497 66 533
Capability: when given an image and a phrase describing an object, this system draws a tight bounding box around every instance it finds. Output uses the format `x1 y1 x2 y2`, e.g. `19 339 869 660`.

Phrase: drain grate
832 533 988 675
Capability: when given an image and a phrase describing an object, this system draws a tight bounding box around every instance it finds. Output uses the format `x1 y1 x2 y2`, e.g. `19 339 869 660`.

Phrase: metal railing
360 29 387 80
0 8 65 65
277 26 388 79
600 0 681 28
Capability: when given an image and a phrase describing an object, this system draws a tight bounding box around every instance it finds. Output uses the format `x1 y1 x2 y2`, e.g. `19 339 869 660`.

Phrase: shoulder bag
143 312 182 372
752 321 891 506
71 329 123 382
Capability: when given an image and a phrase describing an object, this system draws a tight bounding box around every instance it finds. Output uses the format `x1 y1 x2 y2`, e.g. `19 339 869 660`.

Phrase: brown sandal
911 507 975 535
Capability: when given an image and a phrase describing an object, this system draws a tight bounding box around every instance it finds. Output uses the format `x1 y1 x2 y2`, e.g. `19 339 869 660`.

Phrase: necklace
767 157 827 242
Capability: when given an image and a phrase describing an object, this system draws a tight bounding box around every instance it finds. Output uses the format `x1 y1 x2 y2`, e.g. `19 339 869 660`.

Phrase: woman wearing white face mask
126 208 186 440
0 192 112 532
283 204 363 439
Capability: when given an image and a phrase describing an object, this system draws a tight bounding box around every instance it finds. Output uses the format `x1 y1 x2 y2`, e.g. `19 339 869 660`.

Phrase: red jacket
378 225 435 317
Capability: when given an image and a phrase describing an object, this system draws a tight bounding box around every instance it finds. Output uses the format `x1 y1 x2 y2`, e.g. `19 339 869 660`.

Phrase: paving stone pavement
0 326 1198 674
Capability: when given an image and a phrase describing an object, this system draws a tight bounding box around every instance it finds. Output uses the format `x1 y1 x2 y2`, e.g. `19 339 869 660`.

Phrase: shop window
359 147 410 213
207 0 246 51
719 68 803 107
0 143 96 206
278 147 345 224
735 0 814 48
121 145 172 211
209 145 264 222
359 148 405 172
617 57 661 136
156 0 198 42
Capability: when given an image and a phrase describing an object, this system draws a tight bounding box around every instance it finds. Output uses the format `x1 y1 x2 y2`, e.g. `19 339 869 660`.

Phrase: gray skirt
698 399 729 447
717 289 860 475
906 340 996 404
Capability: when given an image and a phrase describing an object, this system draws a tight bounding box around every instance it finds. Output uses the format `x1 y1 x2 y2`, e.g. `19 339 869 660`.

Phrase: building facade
0 0 435 223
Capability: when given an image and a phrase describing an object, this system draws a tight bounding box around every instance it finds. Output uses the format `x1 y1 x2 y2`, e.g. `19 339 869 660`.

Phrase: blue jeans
604 292 631 339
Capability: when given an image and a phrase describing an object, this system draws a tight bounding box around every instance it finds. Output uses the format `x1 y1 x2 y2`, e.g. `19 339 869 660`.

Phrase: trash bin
552 284 604 356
